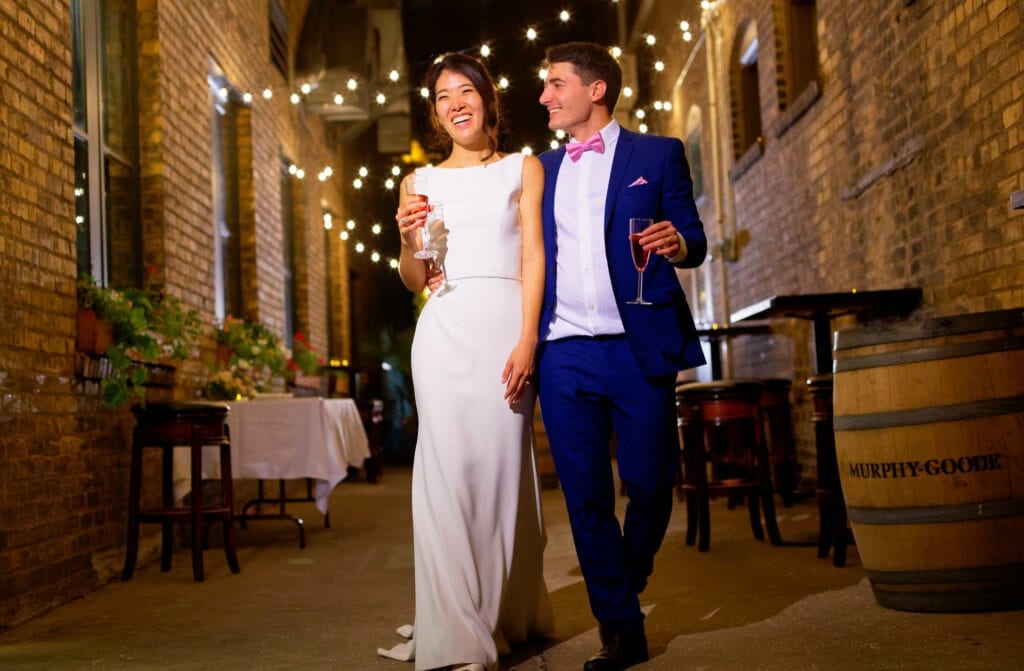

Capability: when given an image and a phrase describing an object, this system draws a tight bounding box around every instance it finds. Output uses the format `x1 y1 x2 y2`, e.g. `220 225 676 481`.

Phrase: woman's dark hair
544 41 622 112
424 52 503 158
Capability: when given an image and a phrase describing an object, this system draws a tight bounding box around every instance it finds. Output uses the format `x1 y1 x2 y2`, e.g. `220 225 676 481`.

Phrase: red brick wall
0 0 352 628
641 0 1023 477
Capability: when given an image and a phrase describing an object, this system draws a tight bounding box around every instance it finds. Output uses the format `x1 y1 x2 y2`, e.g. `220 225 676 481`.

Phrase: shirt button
587 304 595 311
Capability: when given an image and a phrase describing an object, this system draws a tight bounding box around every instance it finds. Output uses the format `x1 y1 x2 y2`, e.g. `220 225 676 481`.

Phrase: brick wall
640 0 1023 477
0 0 353 629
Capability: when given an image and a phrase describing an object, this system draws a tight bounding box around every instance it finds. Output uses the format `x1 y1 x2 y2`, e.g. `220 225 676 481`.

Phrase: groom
536 42 707 670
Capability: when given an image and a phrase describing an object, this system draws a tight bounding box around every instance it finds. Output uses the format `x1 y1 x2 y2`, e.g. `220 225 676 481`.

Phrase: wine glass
427 203 451 294
405 173 433 260
627 218 654 305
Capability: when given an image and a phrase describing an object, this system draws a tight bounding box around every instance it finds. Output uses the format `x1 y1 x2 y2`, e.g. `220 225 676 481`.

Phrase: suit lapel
605 129 635 232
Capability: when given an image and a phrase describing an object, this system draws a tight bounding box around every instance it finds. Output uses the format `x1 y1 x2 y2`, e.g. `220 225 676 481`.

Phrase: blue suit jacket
538 128 708 377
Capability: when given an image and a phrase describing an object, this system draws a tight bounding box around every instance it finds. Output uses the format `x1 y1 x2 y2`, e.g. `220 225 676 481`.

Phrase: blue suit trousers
537 335 678 624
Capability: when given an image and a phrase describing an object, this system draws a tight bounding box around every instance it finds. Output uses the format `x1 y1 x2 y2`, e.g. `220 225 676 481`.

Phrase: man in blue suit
536 42 707 671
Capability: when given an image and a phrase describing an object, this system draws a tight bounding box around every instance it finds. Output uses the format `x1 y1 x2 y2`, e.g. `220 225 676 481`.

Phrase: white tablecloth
173 397 370 514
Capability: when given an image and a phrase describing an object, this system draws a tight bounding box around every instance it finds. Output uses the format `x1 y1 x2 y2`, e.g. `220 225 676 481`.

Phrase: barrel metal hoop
834 309 1024 350
848 498 1024 525
833 336 1024 372
833 394 1024 430
863 561 1024 585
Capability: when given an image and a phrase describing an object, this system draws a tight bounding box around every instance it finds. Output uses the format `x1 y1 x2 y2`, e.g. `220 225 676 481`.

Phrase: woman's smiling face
433 69 487 148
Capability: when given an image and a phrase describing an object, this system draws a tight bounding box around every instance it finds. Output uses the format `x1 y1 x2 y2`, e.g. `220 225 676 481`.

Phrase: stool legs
122 405 239 582
678 384 783 552
808 374 848 567
219 431 240 574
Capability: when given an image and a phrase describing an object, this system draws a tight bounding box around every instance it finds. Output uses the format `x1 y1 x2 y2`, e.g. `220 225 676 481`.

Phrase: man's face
539 62 600 139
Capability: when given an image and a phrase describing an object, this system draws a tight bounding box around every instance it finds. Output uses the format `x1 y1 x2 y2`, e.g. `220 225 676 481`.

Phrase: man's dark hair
544 42 622 112
424 52 503 158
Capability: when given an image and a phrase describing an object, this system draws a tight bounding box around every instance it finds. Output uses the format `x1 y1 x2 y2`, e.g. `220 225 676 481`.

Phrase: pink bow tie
566 133 605 162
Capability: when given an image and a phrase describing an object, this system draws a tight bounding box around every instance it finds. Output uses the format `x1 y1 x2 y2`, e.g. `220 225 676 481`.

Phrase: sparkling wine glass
405 172 433 260
627 217 654 305
428 202 451 294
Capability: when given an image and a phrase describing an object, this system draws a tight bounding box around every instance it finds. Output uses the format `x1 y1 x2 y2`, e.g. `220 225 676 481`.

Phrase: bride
381 52 553 671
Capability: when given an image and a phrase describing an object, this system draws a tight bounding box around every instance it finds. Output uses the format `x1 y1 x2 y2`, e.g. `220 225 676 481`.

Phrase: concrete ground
1 463 1022 671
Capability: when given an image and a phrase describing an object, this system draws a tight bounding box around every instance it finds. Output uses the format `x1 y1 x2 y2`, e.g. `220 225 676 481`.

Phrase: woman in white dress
385 53 553 671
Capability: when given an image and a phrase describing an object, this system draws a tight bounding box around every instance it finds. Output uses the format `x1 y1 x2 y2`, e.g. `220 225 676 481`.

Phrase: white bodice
417 153 524 282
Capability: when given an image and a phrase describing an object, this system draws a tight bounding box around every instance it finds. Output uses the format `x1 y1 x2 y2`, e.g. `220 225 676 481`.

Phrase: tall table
729 289 923 373
729 288 922 565
175 397 371 547
696 323 772 379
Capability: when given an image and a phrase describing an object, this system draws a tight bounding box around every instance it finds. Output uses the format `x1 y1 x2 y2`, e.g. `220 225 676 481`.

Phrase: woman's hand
502 338 536 406
425 263 445 293
395 199 429 249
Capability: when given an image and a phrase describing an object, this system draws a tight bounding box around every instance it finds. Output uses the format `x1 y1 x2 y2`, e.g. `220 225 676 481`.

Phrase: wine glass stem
637 271 645 301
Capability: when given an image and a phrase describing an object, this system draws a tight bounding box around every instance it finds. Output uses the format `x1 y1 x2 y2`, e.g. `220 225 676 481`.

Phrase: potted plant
76 273 203 408
288 332 325 389
203 316 289 400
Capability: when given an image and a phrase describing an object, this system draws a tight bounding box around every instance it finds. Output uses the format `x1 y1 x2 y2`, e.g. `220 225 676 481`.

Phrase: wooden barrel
832 308 1024 612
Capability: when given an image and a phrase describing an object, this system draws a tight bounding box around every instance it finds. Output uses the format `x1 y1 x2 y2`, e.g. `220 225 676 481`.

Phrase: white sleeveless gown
403 154 554 670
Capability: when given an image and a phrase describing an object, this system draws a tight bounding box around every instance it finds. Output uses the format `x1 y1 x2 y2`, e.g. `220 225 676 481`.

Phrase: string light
346 220 356 230
358 166 369 178
231 4 709 270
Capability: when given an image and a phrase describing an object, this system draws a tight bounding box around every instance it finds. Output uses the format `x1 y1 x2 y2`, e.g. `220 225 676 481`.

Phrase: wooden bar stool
806 374 848 567
759 378 798 506
122 402 240 582
676 381 783 552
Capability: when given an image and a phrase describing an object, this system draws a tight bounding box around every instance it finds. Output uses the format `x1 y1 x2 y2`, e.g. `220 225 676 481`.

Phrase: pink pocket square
628 176 649 188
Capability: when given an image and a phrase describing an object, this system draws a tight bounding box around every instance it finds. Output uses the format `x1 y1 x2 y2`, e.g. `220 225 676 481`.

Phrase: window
281 156 298 346
269 0 289 79
210 63 244 321
684 124 704 205
71 0 141 286
729 20 763 162
775 0 819 111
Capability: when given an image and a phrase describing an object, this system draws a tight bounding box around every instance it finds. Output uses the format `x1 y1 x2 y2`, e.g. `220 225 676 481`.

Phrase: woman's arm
503 154 546 403
396 174 430 292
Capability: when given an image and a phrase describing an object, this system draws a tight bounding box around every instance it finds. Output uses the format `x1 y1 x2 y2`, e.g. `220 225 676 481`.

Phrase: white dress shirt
545 121 625 341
